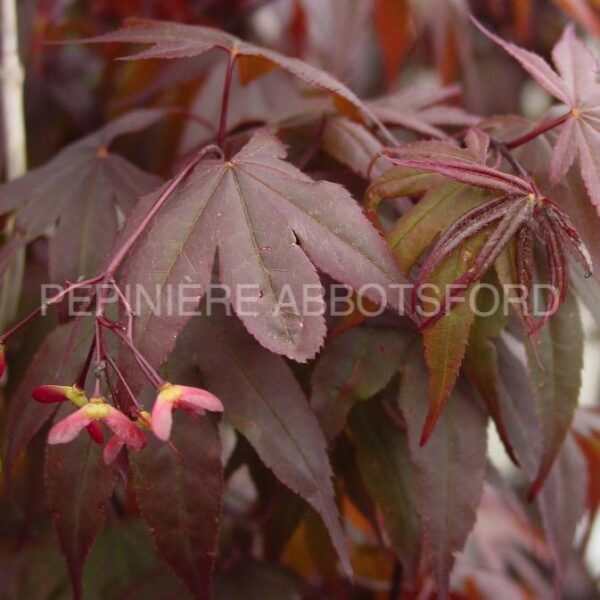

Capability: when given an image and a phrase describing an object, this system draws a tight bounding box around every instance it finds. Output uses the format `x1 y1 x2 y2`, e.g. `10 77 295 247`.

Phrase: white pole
0 0 27 329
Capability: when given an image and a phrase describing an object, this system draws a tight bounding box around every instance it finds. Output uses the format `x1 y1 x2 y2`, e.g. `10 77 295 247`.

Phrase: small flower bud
32 385 87 407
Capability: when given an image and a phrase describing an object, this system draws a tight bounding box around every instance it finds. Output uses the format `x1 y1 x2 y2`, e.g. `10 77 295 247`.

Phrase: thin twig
217 50 238 150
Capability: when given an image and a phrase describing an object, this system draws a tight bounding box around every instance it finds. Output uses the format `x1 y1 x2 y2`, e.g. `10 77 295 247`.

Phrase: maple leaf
45 405 118 598
474 19 600 215
0 110 163 283
82 19 392 140
387 130 593 331
368 83 478 139
398 344 487 596
179 62 324 154
118 129 405 380
321 117 393 180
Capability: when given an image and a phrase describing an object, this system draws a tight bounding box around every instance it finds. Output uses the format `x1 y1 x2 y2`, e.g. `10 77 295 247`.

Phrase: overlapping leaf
321 117 392 180
131 414 223 598
188 309 352 576
537 436 588 589
0 110 163 283
525 289 583 498
464 281 517 463
348 401 421 591
369 84 478 139
420 231 484 445
83 19 391 138
398 344 487 596
310 327 409 439
368 147 491 444
3 319 94 476
476 19 600 214
44 406 118 599
119 130 405 377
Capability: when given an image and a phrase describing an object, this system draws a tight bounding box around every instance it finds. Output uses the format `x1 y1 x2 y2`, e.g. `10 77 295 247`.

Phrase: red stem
105 353 140 413
0 275 102 343
217 51 237 150
107 324 164 388
75 335 96 389
504 112 571 149
104 145 221 280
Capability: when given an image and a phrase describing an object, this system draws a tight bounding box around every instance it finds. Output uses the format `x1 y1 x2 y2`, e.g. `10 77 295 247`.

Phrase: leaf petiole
504 111 571 149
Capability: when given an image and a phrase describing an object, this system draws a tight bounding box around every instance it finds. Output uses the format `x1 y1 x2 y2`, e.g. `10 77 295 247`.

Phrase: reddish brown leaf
348 401 422 592
537 435 588 589
189 309 352 576
117 129 405 402
398 344 487 596
525 290 583 499
321 117 392 180
310 327 410 439
131 413 223 599
44 405 118 599
0 110 163 283
4 320 94 477
369 84 478 139
82 19 392 139
475 19 600 214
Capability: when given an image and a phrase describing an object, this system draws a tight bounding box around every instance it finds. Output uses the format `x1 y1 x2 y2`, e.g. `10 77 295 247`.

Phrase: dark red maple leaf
117 129 406 388
368 83 478 139
0 110 163 284
81 18 393 141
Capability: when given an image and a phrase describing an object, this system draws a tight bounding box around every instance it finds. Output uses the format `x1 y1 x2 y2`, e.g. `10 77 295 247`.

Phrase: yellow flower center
65 386 88 408
157 383 182 404
82 398 110 420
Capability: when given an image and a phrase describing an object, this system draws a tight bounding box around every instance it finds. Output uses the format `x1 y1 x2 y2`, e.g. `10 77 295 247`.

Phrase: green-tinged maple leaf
82 19 391 139
118 129 405 377
310 327 410 439
186 308 352 577
420 231 484 445
0 110 163 283
44 407 118 599
398 344 487 597
387 182 486 275
476 19 600 215
368 156 490 444
130 414 223 598
348 401 421 591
